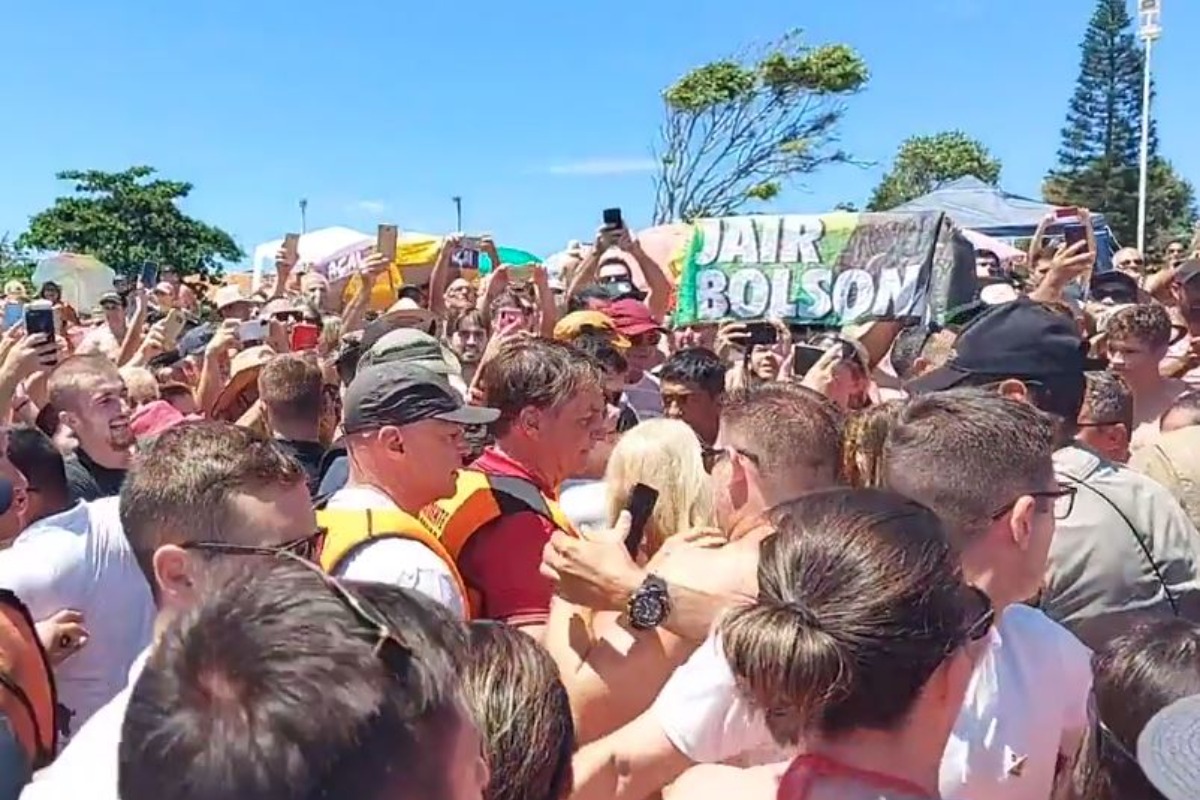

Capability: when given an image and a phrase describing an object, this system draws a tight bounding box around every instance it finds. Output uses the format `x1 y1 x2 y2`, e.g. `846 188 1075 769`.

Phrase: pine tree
1045 0 1195 251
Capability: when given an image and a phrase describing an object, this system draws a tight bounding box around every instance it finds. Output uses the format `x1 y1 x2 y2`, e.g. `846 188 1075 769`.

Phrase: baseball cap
553 311 630 348
343 362 499 434
907 297 1088 394
606 299 664 338
359 329 455 374
177 323 215 357
1090 270 1140 305
1137 693 1200 800
130 400 202 440
213 285 251 311
1175 259 1200 286
98 291 122 306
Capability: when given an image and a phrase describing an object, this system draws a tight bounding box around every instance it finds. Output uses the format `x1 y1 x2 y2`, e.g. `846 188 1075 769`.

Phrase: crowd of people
0 218 1198 800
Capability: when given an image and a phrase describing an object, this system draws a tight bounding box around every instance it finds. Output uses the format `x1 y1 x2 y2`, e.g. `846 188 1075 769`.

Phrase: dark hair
1081 371 1133 430
567 285 615 314
119 561 468 800
719 383 842 494
119 423 306 590
722 488 970 744
883 389 1056 545
449 309 486 336
479 339 603 438
571 333 628 375
1055 618 1200 800
258 354 324 426
463 622 574 800
335 336 364 387
889 324 932 382
6 427 68 506
661 348 727 398
1107 304 1173 351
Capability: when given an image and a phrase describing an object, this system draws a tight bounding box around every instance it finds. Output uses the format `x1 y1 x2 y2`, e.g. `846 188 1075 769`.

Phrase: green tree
17 166 243 281
0 235 35 289
652 30 868 224
1044 0 1196 249
866 131 1001 211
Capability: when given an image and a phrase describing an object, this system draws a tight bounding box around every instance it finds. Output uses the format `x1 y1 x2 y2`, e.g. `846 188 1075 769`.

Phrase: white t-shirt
0 499 155 739
652 604 1091 800
323 485 465 619
559 479 609 532
20 649 148 800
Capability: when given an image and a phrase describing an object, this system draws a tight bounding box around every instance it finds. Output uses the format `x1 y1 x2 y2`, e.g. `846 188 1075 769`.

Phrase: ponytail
721 601 849 746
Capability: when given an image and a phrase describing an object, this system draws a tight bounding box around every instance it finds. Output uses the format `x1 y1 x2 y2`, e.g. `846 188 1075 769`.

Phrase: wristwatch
627 574 671 631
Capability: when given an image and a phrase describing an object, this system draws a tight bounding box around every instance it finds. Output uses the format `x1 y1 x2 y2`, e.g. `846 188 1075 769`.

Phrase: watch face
630 588 668 629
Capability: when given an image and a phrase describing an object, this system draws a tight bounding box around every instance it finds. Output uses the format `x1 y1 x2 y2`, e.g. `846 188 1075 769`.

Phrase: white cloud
352 200 387 214
546 157 658 176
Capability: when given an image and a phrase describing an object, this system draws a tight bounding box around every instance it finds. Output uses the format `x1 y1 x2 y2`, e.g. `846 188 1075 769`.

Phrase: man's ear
1008 494 1038 551
996 379 1031 404
517 406 540 437
153 545 195 605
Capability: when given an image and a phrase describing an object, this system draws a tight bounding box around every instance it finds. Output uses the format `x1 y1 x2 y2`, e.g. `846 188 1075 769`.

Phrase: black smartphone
746 323 778 347
602 208 624 230
24 301 55 340
624 483 659 558
791 344 826 377
140 261 160 287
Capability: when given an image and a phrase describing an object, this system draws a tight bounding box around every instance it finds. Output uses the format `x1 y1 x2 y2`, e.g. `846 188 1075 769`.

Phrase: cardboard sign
672 211 973 327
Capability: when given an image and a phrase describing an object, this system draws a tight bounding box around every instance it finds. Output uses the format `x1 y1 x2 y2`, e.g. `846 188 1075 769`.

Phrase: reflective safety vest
316 507 473 617
0 589 57 770
420 470 579 556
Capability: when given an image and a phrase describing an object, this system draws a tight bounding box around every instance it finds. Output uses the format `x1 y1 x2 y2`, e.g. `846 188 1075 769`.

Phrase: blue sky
2 0 1195 267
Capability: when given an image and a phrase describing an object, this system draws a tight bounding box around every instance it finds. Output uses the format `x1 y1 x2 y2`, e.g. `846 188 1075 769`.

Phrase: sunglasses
989 483 1077 521
181 529 326 563
630 332 661 348
960 585 995 644
701 443 762 470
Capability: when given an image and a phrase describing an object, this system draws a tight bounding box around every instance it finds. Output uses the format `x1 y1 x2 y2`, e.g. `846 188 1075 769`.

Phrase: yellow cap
553 311 630 349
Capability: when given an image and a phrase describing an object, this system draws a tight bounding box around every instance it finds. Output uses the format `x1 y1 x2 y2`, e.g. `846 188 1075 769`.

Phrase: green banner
673 211 968 327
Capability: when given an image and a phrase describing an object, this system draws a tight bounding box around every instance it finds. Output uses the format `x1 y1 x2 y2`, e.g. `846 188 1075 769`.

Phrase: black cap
1175 259 1200 286
1090 270 1140 305
907 297 1087 394
343 362 499 434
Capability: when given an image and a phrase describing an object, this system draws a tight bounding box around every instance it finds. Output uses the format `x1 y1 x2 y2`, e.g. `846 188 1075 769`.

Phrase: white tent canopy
246 226 372 290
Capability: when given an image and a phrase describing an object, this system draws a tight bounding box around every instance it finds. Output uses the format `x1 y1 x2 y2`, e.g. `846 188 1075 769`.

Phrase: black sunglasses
960 585 995 644
181 529 326 563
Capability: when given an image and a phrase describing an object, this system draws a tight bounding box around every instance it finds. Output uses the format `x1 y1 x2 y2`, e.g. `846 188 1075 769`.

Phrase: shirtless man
1106 304 1187 454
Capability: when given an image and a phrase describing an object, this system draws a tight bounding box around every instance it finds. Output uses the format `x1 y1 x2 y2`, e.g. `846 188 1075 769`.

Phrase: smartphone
624 483 660 558
24 300 55 340
162 309 186 341
1054 207 1081 220
1063 225 1088 249
283 233 301 262
237 319 267 343
140 261 160 288
289 322 320 351
602 208 624 230
746 324 778 347
377 224 399 261
495 307 526 331
452 247 480 270
2 304 23 330
791 344 827 377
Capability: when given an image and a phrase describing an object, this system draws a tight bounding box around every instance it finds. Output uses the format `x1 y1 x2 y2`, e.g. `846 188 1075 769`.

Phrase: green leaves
16 166 243 282
654 32 868 224
868 131 1001 211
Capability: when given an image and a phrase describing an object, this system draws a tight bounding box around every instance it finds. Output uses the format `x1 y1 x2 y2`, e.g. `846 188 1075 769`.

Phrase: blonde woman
603 418 716 560
547 418 718 746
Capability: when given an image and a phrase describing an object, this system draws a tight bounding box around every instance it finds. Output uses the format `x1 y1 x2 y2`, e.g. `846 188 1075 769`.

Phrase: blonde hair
120 367 161 407
604 418 714 557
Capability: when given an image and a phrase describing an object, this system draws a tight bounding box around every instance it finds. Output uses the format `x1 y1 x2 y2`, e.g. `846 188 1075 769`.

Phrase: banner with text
672 211 974 327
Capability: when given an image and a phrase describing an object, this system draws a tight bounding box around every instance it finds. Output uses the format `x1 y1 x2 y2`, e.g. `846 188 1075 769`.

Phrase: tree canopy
17 166 243 281
867 131 1001 212
652 30 868 224
1044 0 1196 250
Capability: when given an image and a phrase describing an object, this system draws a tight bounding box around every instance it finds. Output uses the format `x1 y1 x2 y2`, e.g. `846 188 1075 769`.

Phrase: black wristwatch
627 574 671 631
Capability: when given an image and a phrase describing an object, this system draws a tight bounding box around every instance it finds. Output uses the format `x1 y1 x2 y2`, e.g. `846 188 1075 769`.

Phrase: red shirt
459 447 558 627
